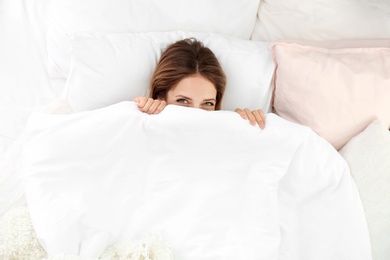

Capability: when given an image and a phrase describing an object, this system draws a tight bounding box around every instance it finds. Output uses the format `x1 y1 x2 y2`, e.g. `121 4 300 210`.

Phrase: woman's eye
176 99 188 104
204 102 215 107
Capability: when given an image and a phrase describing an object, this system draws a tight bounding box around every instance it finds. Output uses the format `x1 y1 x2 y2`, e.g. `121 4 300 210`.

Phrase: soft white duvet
18 102 371 259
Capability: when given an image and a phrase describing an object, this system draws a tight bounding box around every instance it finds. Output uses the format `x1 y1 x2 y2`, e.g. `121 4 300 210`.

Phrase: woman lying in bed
133 38 266 129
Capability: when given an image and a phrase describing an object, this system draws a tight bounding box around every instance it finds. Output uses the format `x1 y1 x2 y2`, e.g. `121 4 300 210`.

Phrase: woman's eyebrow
175 95 192 100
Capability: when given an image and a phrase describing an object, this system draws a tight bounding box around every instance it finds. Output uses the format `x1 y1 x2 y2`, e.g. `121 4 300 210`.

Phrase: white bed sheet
0 0 63 161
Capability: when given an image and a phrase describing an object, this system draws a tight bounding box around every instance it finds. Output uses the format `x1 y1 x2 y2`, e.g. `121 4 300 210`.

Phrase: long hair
149 38 226 110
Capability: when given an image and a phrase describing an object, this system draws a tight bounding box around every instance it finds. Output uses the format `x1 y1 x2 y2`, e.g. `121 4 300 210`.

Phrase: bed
0 0 389 259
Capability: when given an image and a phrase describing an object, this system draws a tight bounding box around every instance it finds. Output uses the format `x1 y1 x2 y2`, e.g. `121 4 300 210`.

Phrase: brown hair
149 38 226 110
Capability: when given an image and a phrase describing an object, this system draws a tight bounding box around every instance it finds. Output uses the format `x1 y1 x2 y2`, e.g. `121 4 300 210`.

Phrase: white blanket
19 102 370 259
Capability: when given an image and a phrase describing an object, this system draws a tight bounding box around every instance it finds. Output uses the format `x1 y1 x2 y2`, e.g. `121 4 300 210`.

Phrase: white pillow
339 120 390 260
251 0 390 41
47 0 260 78
63 31 274 112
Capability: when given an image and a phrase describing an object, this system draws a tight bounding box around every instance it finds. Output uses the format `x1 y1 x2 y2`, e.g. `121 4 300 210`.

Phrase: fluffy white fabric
0 207 173 260
0 206 46 259
340 120 390 260
21 101 371 259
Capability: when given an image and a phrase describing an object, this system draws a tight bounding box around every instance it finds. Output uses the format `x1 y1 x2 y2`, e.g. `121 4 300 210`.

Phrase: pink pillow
270 42 390 150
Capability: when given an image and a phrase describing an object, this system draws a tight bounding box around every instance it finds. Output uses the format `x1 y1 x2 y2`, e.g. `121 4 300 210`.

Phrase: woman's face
165 74 217 111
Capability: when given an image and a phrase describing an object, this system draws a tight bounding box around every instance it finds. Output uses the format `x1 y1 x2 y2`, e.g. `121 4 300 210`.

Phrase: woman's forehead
170 75 217 98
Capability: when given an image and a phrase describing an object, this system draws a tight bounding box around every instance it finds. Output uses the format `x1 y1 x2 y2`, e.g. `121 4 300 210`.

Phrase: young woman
133 38 266 129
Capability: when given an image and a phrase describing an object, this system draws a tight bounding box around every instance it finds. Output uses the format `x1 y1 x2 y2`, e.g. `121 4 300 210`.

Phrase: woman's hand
133 96 167 114
234 108 266 129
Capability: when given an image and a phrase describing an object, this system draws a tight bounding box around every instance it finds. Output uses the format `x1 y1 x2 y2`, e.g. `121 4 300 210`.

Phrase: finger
244 108 256 126
140 98 155 113
148 100 159 114
258 109 266 128
252 110 265 129
235 108 248 120
154 100 167 114
133 96 148 107
148 100 162 114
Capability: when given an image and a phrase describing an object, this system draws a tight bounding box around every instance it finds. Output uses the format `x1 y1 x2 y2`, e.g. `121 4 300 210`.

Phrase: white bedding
0 0 62 161
1 0 388 258
19 102 371 259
